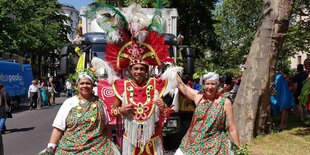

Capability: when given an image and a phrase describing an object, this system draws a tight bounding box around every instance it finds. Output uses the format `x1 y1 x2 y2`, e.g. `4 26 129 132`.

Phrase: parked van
0 61 34 109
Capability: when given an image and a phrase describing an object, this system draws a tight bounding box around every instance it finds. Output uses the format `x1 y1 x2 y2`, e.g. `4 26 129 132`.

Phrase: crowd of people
28 78 57 110
271 58 310 131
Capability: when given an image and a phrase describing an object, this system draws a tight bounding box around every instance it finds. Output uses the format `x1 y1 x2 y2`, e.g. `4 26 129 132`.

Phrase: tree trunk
233 0 294 143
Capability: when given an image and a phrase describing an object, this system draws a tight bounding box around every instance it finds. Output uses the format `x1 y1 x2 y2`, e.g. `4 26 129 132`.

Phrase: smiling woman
40 72 120 155
175 72 240 155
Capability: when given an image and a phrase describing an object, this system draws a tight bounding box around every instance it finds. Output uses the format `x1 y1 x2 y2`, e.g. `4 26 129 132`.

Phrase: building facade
61 4 80 42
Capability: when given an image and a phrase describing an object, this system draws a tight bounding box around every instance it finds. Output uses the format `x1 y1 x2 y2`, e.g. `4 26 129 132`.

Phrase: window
298 55 301 64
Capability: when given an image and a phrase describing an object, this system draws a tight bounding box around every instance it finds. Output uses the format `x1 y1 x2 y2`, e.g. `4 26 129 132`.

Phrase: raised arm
224 98 240 146
176 75 199 102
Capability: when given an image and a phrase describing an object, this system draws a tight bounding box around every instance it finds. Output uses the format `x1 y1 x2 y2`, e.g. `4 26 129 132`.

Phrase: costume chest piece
126 83 156 122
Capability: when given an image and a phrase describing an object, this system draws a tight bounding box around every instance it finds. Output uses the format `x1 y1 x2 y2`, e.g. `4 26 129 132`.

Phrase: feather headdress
86 2 172 71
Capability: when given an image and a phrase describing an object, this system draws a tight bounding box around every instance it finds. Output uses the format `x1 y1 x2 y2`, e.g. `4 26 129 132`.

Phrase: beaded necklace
76 97 98 122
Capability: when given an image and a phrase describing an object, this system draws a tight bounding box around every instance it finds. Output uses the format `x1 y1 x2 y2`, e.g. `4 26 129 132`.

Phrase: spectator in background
40 82 48 106
218 73 234 102
37 80 42 109
28 80 38 110
193 78 202 92
299 58 310 111
47 78 57 105
0 84 12 134
292 64 308 122
271 73 295 131
230 78 241 101
65 80 72 98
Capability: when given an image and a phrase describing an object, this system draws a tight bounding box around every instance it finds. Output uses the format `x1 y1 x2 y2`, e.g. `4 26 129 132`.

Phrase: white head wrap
76 72 94 85
200 72 219 84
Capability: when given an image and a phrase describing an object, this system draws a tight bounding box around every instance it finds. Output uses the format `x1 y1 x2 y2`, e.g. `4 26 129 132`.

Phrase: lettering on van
0 73 23 82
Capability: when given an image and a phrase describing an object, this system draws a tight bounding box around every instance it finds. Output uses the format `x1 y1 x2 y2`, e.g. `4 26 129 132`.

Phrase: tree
214 0 263 69
233 0 294 143
0 0 71 77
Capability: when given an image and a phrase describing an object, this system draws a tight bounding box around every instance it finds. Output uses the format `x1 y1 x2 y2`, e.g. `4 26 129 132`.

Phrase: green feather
84 2 105 20
104 4 128 30
148 0 163 33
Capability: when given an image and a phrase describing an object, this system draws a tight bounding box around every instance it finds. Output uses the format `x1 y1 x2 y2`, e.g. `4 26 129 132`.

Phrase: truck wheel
12 96 21 110
13 100 20 110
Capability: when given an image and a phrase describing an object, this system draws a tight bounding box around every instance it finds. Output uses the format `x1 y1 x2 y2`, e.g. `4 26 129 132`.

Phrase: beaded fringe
122 106 161 154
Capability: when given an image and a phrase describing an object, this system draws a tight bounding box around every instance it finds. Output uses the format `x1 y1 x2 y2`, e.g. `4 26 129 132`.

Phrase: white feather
161 66 184 89
107 30 122 43
126 3 149 37
135 30 148 43
91 57 120 84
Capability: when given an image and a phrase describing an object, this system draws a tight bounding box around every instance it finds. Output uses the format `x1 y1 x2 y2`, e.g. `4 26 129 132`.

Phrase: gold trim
112 81 122 100
159 80 168 97
117 41 161 68
117 41 133 68
140 43 161 65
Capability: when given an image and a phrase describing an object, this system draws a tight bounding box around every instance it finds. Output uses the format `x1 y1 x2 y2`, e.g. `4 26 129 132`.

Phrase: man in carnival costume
90 2 182 155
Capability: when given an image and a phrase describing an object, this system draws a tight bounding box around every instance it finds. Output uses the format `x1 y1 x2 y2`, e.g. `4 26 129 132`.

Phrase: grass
246 112 310 155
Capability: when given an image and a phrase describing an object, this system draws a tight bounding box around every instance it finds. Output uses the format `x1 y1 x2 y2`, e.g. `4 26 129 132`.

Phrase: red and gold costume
112 78 168 155
91 3 178 155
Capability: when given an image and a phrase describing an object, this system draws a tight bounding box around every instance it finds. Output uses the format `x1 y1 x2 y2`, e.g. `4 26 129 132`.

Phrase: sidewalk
13 97 67 113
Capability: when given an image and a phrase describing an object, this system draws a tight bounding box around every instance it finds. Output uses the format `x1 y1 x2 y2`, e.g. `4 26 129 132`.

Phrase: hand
38 147 55 155
119 104 133 115
154 99 166 111
176 75 185 87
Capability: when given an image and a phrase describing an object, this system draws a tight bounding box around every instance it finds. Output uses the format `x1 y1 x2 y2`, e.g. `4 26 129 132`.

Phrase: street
2 98 65 155
2 97 174 155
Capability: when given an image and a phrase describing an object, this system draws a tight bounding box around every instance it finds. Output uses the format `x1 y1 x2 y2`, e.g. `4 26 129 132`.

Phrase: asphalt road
2 97 175 155
2 97 65 155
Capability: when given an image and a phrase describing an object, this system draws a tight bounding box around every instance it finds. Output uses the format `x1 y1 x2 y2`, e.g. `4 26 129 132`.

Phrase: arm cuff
47 143 57 149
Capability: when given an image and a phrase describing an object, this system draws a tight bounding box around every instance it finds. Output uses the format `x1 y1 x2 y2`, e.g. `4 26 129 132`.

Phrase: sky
58 0 94 10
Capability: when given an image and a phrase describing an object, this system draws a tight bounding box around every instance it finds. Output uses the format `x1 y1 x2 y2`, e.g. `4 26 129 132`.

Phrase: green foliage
282 0 310 61
123 0 170 7
214 0 263 69
0 0 71 77
214 0 310 71
170 0 220 52
235 144 251 155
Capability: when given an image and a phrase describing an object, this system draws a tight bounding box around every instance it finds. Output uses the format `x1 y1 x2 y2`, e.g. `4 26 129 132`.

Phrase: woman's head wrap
76 72 94 85
200 72 220 84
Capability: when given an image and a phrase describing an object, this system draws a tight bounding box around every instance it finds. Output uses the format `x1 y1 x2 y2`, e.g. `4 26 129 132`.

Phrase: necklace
76 97 98 122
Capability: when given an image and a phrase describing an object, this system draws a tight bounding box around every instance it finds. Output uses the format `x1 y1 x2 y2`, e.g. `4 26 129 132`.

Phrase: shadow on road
5 127 35 134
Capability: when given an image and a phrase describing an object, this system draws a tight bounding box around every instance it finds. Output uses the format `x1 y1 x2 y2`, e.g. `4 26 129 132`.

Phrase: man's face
130 64 147 82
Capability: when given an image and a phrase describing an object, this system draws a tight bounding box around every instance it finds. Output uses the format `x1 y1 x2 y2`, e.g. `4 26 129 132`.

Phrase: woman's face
77 77 93 97
203 80 218 96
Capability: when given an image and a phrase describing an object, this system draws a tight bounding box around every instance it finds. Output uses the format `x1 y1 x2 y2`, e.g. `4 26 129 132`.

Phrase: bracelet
111 107 121 116
47 143 57 150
